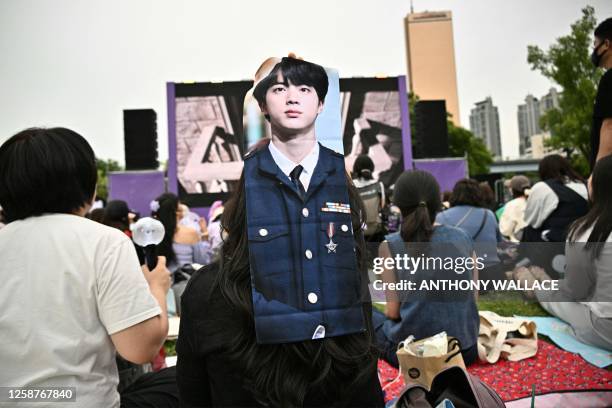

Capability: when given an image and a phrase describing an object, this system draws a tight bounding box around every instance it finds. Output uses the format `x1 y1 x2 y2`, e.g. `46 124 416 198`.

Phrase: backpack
357 181 384 237
392 366 505 408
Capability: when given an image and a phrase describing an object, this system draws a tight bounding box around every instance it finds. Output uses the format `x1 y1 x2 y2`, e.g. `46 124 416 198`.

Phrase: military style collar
254 142 337 202
268 140 319 191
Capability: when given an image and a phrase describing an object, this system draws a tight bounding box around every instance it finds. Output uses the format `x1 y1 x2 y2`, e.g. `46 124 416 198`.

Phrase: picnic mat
378 340 612 403
505 390 612 408
516 315 612 368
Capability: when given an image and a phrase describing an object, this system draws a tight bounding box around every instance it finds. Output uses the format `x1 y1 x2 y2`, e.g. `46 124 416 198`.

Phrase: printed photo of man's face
253 57 329 138
261 72 324 134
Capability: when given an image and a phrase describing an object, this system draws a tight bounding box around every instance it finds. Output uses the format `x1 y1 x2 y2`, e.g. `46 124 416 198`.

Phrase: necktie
289 165 306 199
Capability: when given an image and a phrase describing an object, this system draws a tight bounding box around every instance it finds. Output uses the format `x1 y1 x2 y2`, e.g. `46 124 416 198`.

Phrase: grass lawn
477 290 550 317
374 290 550 317
165 292 552 358
164 339 177 357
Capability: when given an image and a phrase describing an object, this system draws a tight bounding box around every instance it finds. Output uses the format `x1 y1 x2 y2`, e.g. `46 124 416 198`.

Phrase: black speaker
123 109 158 170
413 100 449 159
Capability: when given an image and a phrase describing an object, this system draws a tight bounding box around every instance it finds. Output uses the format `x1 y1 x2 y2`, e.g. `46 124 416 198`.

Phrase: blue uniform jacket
244 142 366 344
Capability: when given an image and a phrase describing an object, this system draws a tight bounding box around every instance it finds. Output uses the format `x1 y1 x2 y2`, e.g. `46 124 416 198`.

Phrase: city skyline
1 0 611 163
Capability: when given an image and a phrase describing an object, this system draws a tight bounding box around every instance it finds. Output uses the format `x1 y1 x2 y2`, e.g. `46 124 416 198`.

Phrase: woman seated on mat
372 170 480 367
436 178 503 281
536 155 612 350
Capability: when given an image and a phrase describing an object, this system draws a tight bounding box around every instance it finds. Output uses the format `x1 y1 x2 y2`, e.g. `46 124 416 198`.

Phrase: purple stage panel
166 82 178 194
397 75 413 171
413 158 468 193
190 206 210 221
108 171 166 217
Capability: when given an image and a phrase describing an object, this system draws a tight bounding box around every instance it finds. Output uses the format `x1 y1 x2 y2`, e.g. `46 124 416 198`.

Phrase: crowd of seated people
0 126 610 407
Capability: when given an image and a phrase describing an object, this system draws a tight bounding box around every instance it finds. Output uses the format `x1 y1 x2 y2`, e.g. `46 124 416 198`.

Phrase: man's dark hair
449 179 484 208
0 127 97 222
253 57 329 107
594 18 612 41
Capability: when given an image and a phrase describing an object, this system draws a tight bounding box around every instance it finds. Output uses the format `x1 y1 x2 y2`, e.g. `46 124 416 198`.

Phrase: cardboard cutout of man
243 57 366 344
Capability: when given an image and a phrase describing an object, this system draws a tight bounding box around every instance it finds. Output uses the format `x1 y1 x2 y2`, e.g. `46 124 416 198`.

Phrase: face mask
591 41 607 67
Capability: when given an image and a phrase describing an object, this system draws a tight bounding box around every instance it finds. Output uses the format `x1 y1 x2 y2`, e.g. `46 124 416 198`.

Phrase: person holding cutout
177 57 383 407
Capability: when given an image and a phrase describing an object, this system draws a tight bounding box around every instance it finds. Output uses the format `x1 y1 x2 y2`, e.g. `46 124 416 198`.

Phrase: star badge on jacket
325 222 337 253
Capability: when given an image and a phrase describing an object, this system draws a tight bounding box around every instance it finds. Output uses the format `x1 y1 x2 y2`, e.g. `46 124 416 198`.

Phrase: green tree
408 92 493 176
447 120 494 176
527 5 601 176
95 158 122 201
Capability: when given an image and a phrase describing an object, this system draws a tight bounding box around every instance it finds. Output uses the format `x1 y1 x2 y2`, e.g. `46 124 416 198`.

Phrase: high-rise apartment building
469 97 502 157
517 88 560 156
404 10 461 126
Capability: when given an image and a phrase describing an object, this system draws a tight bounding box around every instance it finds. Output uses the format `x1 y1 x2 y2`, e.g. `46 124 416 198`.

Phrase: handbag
391 365 505 408
396 335 466 391
477 311 538 364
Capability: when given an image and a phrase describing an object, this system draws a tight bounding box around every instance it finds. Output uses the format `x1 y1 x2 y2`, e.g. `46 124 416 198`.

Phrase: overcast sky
1 0 611 162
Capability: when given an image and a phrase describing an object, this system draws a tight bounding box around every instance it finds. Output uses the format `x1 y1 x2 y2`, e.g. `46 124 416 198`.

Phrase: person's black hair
253 57 328 111
449 179 483 208
569 155 612 259
152 193 179 266
0 127 97 223
215 150 376 407
103 200 130 231
594 18 612 41
352 154 374 180
538 154 584 183
392 170 442 243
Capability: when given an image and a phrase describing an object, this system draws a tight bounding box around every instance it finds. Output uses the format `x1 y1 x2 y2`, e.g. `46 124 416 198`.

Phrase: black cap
105 200 129 222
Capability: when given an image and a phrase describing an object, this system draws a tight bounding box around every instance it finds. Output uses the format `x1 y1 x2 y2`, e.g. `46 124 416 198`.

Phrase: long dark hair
538 154 584 183
393 170 441 243
214 170 377 407
152 193 179 265
568 155 612 258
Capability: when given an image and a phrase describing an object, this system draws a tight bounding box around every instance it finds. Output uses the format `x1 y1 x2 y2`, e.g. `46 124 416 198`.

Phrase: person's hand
141 256 171 294
199 218 209 240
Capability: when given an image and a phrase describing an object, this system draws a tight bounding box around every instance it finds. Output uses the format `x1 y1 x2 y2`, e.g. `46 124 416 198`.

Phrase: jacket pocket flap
248 223 289 242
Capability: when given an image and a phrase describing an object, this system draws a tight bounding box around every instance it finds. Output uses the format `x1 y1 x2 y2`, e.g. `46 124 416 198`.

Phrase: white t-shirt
499 197 527 242
0 214 161 407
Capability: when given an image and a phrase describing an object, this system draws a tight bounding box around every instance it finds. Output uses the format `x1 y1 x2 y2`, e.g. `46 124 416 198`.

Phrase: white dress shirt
268 140 319 191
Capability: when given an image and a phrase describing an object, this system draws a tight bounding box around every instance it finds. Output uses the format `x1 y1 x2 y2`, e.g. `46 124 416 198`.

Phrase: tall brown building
404 11 461 126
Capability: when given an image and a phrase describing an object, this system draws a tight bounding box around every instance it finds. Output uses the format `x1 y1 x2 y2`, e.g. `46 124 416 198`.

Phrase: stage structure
107 76 467 218
108 170 165 217
340 77 412 190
